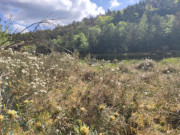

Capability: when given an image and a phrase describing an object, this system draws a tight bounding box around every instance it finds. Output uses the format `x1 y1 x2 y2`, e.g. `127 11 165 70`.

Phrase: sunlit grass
0 49 179 134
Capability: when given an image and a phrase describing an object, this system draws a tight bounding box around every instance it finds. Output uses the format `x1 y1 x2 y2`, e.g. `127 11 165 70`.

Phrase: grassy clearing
0 49 180 135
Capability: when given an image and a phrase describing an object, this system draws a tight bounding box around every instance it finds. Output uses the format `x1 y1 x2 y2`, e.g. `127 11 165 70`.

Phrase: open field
0 49 180 135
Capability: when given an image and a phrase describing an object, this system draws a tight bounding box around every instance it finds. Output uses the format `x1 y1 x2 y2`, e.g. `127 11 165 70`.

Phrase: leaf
74 127 79 134
78 119 83 128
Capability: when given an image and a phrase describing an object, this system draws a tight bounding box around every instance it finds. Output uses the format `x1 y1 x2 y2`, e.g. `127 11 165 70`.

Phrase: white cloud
0 0 105 30
13 24 28 33
110 0 122 9
130 0 135 4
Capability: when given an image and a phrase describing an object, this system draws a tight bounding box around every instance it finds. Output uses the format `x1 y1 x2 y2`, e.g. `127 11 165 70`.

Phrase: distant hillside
19 0 180 55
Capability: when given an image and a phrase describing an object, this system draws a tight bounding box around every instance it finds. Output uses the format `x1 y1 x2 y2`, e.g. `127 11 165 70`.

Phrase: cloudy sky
0 0 140 32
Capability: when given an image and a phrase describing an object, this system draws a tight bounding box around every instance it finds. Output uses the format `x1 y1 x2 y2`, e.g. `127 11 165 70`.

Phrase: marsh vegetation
0 49 180 134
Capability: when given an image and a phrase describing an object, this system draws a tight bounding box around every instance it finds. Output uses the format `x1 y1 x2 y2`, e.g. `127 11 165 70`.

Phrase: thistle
110 115 115 121
80 126 89 135
0 115 4 122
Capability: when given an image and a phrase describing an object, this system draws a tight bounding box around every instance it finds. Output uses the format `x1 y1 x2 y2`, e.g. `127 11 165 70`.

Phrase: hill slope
27 0 180 55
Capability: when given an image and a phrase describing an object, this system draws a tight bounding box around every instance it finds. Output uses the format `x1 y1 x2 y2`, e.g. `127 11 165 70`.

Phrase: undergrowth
0 49 180 135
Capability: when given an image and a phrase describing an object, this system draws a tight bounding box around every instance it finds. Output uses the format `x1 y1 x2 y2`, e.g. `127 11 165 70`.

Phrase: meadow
0 49 180 135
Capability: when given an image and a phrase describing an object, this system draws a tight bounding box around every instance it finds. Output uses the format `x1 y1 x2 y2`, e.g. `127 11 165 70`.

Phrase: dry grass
0 49 180 134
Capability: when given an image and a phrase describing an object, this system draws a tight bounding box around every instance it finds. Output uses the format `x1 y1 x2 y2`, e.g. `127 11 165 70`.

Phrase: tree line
1 0 180 54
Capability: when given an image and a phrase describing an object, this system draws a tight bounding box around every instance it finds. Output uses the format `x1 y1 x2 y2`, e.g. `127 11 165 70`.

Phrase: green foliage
96 15 113 27
73 33 89 53
3 0 180 55
0 18 12 46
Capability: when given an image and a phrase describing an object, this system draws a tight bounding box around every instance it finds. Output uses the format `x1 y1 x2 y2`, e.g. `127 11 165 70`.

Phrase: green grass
160 57 180 64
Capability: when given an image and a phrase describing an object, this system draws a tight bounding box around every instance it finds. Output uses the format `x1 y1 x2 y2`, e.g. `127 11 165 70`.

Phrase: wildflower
24 100 29 104
17 80 20 84
80 126 89 135
22 69 27 74
35 122 41 128
7 110 18 119
39 90 47 93
114 59 118 62
99 133 103 135
34 92 38 95
110 115 115 121
32 85 36 89
139 104 145 108
80 107 86 112
56 106 62 112
98 105 105 111
56 129 60 133
111 68 115 72
114 112 119 117
30 100 34 103
0 115 4 122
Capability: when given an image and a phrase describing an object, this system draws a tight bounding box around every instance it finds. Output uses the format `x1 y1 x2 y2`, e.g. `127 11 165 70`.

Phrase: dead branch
3 40 38 50
0 18 61 48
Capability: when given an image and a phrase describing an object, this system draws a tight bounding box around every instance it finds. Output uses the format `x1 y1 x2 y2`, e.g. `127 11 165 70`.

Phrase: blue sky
92 0 140 10
0 0 140 33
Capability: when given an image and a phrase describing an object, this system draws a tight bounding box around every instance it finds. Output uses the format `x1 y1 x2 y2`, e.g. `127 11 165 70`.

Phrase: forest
4 0 179 56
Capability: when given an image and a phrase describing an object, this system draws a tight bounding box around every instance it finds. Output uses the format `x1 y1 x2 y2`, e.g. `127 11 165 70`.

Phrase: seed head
80 126 89 135
0 115 4 122
24 100 29 104
110 115 115 121
114 112 119 117
80 107 86 112
98 105 105 111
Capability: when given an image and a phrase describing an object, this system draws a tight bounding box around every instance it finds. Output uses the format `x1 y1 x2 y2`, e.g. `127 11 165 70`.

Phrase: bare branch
0 18 63 47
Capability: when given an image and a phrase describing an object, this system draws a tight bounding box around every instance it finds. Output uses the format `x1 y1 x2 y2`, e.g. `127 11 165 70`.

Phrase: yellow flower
72 105 76 109
80 126 89 135
99 133 103 135
30 100 34 103
114 112 119 117
46 119 53 126
7 110 18 119
0 115 4 122
110 115 115 121
80 107 86 112
35 122 41 127
114 59 118 62
98 105 105 111
24 100 29 104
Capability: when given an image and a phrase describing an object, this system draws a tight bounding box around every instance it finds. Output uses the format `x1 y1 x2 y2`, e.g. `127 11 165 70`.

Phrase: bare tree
0 18 72 54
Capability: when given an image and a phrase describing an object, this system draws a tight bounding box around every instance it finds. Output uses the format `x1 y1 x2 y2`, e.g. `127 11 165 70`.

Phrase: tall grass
0 49 180 134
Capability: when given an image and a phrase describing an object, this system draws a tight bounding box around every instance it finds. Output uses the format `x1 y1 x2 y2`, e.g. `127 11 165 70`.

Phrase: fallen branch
3 40 38 50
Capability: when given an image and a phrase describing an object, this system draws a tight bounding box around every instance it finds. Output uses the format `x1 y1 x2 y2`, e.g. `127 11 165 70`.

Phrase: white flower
40 62 44 66
39 90 47 94
32 85 36 89
8 48 13 55
34 92 38 95
144 92 148 95
116 82 121 86
56 129 60 132
22 69 27 74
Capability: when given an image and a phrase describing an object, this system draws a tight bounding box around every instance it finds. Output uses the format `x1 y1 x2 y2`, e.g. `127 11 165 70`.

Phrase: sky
0 0 140 33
